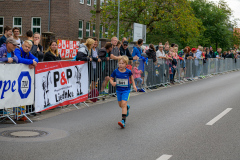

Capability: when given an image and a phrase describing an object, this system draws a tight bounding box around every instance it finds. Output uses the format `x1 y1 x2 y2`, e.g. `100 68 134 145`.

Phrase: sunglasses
124 44 128 46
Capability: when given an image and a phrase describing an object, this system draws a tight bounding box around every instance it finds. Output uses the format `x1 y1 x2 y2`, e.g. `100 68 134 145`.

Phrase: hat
6 37 20 46
123 41 128 45
191 48 196 52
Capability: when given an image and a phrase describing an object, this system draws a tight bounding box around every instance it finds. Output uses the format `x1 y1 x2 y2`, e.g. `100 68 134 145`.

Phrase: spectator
155 42 162 51
170 51 178 83
132 61 143 90
146 44 157 88
98 42 112 94
209 46 215 58
12 27 23 48
186 48 196 60
156 45 166 59
215 48 222 59
0 38 18 63
26 30 33 43
120 41 138 60
0 26 12 47
31 32 44 62
76 38 96 61
164 45 169 54
15 40 39 69
117 40 122 49
222 51 228 59
90 37 101 91
132 39 143 58
44 40 61 61
121 37 127 44
205 47 211 58
110 36 120 60
195 46 203 60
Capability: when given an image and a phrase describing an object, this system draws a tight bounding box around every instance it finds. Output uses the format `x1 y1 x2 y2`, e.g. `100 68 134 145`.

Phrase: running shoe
139 88 146 92
126 105 130 117
118 120 125 128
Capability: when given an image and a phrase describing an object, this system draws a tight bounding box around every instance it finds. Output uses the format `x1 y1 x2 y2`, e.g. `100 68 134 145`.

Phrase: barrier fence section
1 58 240 124
87 58 240 101
35 61 89 112
0 64 35 124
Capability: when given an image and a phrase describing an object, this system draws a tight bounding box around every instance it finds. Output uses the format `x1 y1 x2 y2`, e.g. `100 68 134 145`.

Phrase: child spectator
133 61 143 90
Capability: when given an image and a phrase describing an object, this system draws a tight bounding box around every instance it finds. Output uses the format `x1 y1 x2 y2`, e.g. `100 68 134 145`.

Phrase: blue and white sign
0 64 34 109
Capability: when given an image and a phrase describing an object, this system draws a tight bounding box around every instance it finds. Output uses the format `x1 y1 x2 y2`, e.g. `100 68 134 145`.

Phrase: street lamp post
117 0 120 39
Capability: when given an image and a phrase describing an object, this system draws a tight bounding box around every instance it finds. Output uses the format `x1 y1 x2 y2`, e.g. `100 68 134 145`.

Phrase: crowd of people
1 25 240 104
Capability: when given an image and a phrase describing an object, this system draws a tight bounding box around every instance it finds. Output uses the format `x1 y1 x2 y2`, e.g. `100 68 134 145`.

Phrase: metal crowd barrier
85 58 240 102
1 57 239 124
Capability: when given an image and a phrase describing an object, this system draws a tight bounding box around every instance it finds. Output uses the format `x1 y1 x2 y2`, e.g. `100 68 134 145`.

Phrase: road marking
156 154 172 160
206 108 232 125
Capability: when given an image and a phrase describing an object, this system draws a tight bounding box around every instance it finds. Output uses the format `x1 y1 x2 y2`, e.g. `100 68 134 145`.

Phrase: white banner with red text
0 64 34 109
34 61 88 112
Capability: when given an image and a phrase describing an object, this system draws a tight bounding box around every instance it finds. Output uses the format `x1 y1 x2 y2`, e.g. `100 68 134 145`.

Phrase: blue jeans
134 78 143 89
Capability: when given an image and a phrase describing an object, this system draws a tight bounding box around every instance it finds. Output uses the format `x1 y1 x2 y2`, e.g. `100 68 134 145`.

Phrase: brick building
0 0 107 41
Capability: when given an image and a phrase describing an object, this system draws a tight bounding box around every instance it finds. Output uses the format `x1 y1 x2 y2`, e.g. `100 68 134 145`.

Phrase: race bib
116 78 128 87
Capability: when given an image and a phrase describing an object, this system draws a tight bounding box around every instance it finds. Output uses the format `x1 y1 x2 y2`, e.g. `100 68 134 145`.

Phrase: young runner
110 56 137 128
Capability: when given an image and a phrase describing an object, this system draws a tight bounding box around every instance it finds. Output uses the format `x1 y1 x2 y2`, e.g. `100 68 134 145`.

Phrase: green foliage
190 0 237 50
91 0 238 50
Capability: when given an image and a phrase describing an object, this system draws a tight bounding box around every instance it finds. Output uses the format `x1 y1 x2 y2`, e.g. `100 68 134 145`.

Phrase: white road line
156 154 172 160
206 108 232 125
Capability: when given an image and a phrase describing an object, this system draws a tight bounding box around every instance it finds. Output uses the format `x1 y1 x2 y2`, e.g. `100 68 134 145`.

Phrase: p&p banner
0 64 34 109
34 61 88 112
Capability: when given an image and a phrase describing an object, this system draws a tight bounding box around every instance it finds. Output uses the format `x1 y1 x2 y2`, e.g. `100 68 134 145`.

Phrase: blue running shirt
111 68 132 92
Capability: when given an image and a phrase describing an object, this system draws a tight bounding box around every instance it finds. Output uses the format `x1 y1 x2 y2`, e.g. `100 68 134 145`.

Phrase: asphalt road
1 71 240 160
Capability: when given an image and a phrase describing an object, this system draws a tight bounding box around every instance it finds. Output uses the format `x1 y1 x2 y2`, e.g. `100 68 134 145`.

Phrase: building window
78 20 83 39
86 22 90 37
0 17 3 35
94 0 96 5
87 0 91 6
80 0 84 4
105 27 108 38
32 17 41 34
92 24 95 37
100 25 103 38
13 17 22 35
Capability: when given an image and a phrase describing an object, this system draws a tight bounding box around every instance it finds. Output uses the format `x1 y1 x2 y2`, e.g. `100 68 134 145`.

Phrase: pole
117 0 120 39
95 0 101 40
48 0 51 32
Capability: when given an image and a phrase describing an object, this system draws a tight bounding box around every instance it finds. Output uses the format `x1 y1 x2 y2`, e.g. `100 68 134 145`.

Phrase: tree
91 0 203 48
190 0 237 50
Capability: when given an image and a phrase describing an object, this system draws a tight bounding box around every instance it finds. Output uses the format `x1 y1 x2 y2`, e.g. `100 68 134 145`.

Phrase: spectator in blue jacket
132 39 143 58
15 40 39 69
0 38 18 63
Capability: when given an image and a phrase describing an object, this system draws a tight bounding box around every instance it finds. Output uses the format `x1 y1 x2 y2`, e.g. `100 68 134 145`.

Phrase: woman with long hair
43 40 61 61
76 38 96 61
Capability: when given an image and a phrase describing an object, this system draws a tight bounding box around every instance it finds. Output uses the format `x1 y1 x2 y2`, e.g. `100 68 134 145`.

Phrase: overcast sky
210 0 240 27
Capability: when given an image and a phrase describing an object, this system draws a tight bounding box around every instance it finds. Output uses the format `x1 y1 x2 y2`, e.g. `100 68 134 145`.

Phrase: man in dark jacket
119 41 138 60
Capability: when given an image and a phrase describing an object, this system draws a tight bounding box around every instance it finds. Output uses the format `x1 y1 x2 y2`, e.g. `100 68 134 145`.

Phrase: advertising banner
58 39 80 59
35 61 88 112
0 64 34 109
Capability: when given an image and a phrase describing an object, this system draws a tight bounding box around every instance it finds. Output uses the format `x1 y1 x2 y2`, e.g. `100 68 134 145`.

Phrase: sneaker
139 88 146 92
118 120 125 128
126 105 130 117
